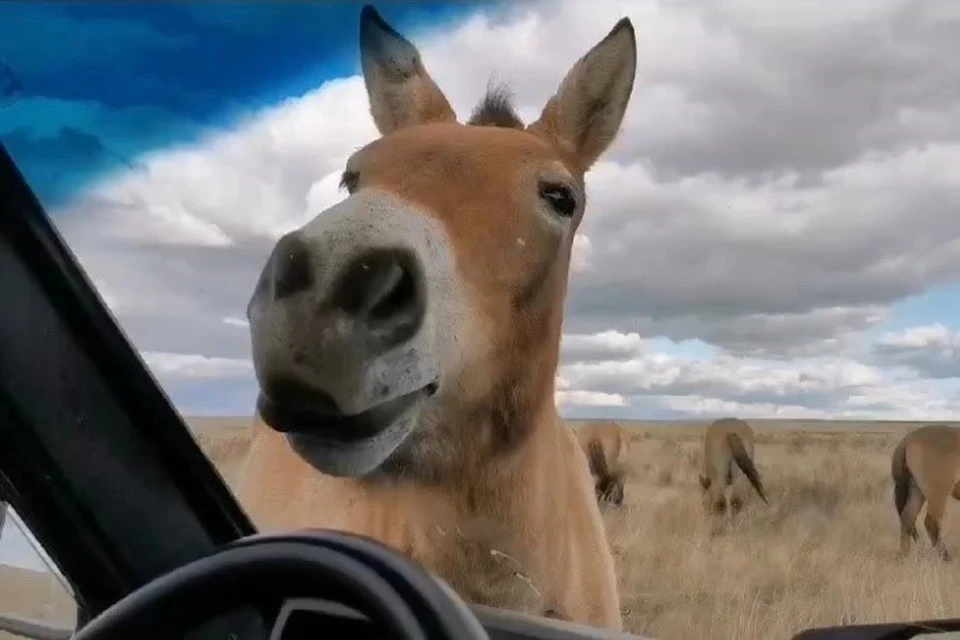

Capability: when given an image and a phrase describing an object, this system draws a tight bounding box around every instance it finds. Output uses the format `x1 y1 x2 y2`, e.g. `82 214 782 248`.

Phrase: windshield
3 2 960 639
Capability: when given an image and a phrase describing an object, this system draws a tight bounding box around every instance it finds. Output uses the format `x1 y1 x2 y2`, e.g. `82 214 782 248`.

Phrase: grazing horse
891 424 960 561
236 5 638 630
576 422 630 506
698 417 768 515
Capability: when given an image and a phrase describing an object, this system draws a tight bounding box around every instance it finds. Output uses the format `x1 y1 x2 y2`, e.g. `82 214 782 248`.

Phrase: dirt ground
4 418 959 640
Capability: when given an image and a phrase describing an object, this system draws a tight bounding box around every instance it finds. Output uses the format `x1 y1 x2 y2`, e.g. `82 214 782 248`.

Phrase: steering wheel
71 530 490 640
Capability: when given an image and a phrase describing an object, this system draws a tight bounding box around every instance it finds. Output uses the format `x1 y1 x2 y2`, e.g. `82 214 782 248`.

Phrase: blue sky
1 1 491 208
882 285 960 332
0 508 54 573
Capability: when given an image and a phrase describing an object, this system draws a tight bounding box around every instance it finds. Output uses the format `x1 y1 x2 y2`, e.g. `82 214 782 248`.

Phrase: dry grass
604 424 960 640
5 418 960 640
190 418 960 639
0 565 75 640
192 420 255 489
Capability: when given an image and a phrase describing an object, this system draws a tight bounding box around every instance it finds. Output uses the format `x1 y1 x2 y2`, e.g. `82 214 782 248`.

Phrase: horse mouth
257 381 437 440
256 381 438 477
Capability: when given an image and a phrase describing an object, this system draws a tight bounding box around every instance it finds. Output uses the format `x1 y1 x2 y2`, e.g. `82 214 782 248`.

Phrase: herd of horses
232 5 960 632
577 419 960 561
576 419 960 565
575 417 770 514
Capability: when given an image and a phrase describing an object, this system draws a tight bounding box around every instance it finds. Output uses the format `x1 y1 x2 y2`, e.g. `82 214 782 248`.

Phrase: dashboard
267 598 960 640
272 599 648 640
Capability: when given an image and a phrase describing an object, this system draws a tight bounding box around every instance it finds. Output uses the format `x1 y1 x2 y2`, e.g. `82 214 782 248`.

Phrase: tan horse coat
892 424 960 561
236 5 640 630
575 422 630 505
698 417 768 514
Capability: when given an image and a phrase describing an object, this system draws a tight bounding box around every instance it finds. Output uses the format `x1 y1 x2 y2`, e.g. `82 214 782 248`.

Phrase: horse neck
473 300 567 499
363 396 565 519
451 398 565 521
463 311 565 500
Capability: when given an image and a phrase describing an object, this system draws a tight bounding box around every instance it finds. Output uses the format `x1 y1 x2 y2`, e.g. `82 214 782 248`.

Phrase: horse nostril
368 259 416 320
271 232 314 299
333 248 425 346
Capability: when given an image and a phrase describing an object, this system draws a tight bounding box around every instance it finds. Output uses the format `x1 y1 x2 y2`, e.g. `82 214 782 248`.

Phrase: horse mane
467 81 524 130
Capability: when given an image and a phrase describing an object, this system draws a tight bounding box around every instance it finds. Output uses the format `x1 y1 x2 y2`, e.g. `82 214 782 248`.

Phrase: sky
0 506 59 573
1 1 960 571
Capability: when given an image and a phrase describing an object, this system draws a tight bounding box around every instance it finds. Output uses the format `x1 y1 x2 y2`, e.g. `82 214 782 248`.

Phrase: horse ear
528 17 638 171
359 5 457 135
698 475 711 491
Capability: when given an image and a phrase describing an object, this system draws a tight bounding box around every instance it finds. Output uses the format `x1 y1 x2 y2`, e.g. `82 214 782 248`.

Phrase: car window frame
0 142 255 620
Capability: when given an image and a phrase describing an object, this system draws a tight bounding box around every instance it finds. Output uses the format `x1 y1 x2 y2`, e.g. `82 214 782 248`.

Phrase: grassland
596 422 960 640
4 417 959 640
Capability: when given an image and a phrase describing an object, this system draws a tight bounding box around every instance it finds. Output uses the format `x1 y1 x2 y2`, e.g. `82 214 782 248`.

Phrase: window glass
0 504 77 638
3 3 960 640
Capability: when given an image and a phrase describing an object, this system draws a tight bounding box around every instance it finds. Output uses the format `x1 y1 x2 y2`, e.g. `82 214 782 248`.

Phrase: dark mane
468 82 524 129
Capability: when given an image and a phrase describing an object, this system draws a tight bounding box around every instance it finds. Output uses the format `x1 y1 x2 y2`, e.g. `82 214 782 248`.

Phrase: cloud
222 316 249 328
556 390 627 408
142 352 253 379
139 352 258 416
873 324 960 378
35 0 960 417
411 0 960 354
556 330 960 420
560 340 881 407
414 0 960 175
564 147 960 350
658 396 831 420
561 331 648 363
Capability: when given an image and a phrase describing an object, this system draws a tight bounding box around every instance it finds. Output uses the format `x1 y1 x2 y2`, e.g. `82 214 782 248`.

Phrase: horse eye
339 171 359 193
538 182 576 218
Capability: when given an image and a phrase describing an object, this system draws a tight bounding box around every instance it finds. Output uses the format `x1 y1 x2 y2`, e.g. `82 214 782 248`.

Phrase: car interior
0 129 959 639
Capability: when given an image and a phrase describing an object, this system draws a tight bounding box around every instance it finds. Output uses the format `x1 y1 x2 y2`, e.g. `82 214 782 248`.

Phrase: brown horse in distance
576 422 630 506
698 417 768 515
236 5 638 630
892 424 960 561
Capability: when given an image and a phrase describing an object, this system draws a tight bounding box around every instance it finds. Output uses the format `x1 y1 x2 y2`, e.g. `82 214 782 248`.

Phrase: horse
891 424 960 561
235 5 638 630
698 417 768 515
575 422 630 506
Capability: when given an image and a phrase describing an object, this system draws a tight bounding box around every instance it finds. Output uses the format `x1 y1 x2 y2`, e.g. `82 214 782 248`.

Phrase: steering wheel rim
72 530 489 640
